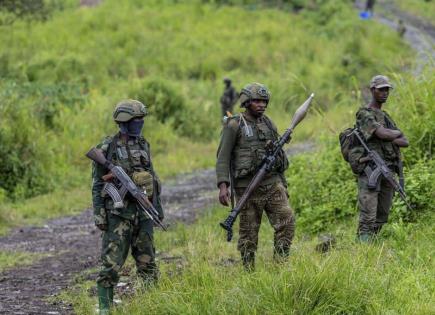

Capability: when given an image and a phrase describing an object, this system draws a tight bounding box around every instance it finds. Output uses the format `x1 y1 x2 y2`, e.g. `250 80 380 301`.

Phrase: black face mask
119 119 144 137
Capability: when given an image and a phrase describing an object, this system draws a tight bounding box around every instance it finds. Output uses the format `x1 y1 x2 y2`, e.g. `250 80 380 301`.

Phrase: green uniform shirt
356 107 401 165
216 112 288 188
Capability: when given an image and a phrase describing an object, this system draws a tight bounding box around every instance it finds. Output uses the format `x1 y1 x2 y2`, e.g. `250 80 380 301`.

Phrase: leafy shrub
0 92 53 199
287 71 435 233
131 78 186 124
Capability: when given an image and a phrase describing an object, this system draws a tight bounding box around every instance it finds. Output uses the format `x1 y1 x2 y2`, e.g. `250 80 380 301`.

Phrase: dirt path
0 143 314 314
355 0 435 74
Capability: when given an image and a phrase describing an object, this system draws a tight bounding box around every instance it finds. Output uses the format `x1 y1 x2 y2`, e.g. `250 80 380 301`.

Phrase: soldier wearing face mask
91 100 163 314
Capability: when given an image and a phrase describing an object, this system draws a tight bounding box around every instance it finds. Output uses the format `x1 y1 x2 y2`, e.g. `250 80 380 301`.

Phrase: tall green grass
63 206 435 315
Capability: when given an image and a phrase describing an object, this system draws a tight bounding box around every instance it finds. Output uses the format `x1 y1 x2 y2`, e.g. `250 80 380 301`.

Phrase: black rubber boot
97 284 113 315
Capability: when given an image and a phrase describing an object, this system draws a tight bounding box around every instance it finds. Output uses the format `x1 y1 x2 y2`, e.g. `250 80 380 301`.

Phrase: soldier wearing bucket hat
350 75 409 243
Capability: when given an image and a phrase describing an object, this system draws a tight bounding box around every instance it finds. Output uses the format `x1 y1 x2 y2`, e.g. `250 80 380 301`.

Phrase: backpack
339 127 357 162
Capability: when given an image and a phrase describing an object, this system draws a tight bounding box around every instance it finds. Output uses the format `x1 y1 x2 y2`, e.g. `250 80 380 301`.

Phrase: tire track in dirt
0 143 315 314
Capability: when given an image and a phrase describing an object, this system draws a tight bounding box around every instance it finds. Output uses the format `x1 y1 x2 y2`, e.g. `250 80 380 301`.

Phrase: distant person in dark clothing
220 77 238 118
365 0 375 15
397 19 407 38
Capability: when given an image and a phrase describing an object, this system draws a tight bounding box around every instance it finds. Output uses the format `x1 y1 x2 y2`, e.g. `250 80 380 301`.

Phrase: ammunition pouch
132 171 154 197
275 149 289 173
233 148 255 179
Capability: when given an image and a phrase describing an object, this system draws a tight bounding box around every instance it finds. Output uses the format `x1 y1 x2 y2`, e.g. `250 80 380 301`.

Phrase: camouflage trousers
357 175 394 235
97 212 157 288
235 181 295 260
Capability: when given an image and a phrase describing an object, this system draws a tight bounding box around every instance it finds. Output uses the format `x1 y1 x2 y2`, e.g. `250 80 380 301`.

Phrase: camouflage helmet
239 82 270 107
113 99 148 123
223 77 232 84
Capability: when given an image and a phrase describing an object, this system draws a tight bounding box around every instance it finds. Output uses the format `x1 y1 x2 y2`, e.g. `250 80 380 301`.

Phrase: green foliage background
0 0 411 201
287 72 435 233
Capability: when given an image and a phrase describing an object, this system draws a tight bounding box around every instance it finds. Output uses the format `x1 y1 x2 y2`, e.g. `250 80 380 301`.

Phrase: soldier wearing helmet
351 75 409 243
216 83 295 270
91 99 164 314
220 77 238 118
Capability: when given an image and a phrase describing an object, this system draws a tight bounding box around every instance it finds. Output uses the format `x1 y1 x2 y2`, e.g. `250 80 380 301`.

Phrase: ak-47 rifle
351 128 413 211
220 93 315 242
86 148 167 230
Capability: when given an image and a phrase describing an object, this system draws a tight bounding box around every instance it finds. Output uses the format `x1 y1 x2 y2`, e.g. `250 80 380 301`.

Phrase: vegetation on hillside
0 0 413 230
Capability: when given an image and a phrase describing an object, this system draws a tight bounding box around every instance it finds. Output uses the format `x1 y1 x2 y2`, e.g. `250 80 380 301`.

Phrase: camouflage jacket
216 112 288 189
355 106 401 165
91 133 163 225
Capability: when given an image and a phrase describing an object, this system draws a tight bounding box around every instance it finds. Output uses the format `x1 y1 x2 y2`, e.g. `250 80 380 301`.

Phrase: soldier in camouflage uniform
216 83 295 270
91 100 164 314
351 75 409 242
220 77 239 117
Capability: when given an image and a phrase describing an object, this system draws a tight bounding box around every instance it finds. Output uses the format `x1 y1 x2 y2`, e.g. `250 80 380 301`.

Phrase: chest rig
359 108 400 163
232 114 285 179
106 134 151 176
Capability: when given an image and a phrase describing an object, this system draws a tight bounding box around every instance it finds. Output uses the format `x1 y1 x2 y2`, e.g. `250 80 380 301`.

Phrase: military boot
357 233 372 243
138 265 159 288
241 252 255 272
273 247 290 264
97 284 113 315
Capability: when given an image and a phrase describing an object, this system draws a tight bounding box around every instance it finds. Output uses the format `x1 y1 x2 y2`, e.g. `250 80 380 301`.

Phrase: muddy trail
355 0 435 74
0 143 314 314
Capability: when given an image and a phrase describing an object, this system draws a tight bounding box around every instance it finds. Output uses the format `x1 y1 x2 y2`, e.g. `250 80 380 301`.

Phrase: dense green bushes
0 0 411 205
286 71 435 233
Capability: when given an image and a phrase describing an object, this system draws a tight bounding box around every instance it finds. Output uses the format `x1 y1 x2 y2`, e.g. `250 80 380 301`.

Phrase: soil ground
0 143 314 314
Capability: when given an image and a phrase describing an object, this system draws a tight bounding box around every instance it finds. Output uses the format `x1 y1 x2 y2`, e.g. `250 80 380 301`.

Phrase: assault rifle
86 148 167 230
220 93 315 242
351 129 413 211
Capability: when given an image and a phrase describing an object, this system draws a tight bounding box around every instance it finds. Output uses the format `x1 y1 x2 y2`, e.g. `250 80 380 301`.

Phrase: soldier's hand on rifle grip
102 172 114 182
265 140 274 152
285 134 292 144
218 182 231 207
96 224 108 231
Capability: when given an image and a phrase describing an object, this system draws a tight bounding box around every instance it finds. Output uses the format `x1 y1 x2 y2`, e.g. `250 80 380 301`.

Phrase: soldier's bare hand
96 224 108 231
219 183 231 207
102 172 114 182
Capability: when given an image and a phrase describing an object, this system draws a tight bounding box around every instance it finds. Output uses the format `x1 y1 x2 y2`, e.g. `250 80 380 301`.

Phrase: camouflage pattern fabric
91 133 162 287
355 106 400 236
97 213 157 287
356 107 401 165
235 182 295 260
357 175 394 235
92 134 163 223
216 112 288 189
